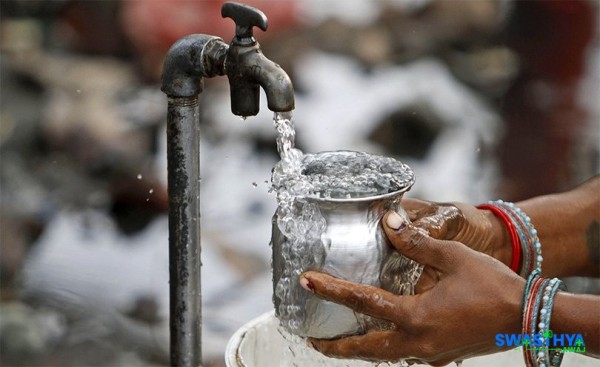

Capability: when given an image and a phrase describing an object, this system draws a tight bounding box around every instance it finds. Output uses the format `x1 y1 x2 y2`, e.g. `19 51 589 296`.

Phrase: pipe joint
161 35 228 98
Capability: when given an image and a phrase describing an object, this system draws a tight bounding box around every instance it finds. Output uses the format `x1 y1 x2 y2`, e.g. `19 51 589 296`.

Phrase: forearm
517 176 599 278
551 292 600 357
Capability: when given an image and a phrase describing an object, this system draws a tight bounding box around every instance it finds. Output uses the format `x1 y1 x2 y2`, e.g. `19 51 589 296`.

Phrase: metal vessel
271 152 420 339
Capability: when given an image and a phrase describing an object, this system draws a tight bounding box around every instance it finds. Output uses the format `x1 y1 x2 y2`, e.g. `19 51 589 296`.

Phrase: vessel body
272 187 419 339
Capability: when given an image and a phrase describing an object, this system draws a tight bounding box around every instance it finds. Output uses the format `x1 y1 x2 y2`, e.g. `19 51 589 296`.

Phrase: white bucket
225 311 596 367
225 311 389 367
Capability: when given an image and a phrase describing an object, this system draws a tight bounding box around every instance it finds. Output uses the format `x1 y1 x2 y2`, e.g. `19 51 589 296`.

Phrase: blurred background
0 0 598 366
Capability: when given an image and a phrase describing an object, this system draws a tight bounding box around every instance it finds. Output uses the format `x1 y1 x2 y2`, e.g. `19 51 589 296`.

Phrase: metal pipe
162 35 227 367
161 3 295 366
166 96 201 367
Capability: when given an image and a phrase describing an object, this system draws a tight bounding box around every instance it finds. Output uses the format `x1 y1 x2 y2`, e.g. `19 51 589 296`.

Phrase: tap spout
222 1 295 116
257 56 296 113
225 44 295 116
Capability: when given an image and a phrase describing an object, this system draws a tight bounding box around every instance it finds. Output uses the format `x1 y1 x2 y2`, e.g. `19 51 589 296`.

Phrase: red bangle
477 204 521 273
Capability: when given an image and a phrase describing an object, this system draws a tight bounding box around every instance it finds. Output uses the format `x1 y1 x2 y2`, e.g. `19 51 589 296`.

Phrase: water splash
271 112 319 333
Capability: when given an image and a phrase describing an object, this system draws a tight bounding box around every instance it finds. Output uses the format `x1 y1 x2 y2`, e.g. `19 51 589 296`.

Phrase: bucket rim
225 311 276 367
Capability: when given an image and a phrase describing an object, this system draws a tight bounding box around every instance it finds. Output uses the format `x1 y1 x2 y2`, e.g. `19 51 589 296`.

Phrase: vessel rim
303 176 415 204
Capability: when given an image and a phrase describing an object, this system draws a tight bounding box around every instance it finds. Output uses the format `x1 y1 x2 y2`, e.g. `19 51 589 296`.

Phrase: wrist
482 208 513 268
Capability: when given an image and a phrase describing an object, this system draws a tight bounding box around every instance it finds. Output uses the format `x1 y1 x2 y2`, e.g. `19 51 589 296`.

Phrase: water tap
161 1 295 116
221 2 295 116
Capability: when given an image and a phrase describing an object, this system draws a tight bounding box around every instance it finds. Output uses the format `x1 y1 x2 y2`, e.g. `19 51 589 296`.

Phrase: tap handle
222 2 268 43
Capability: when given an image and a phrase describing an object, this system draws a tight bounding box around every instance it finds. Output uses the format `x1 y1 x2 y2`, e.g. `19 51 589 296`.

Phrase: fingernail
386 211 406 231
299 276 315 292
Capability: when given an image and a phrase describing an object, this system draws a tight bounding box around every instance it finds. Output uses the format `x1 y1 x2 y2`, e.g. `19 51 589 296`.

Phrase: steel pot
271 158 420 339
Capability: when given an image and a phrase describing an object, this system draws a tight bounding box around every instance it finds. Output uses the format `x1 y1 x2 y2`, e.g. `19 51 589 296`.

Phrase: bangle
521 273 566 367
494 201 542 277
477 203 521 273
477 203 521 272
479 200 542 278
523 276 548 367
522 269 541 315
539 278 566 367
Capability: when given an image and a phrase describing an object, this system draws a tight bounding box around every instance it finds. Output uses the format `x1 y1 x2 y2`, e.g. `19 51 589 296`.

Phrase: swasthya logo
496 330 586 353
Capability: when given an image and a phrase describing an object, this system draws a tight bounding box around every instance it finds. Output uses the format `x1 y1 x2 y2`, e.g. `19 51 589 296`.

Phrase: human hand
402 198 512 267
300 211 525 366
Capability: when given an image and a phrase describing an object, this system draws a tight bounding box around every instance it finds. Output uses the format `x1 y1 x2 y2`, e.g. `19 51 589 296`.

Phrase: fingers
383 211 460 271
309 330 408 362
300 271 411 323
400 198 436 222
310 332 455 366
402 200 463 240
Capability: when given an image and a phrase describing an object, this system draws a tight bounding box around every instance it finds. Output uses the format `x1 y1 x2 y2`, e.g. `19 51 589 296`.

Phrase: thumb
383 211 458 271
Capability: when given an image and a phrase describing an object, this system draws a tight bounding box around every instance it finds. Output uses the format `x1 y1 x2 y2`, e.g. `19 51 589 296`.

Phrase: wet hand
300 211 524 365
402 198 512 267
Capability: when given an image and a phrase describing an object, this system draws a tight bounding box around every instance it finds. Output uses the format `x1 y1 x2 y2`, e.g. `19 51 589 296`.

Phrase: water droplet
149 189 154 194
137 174 142 180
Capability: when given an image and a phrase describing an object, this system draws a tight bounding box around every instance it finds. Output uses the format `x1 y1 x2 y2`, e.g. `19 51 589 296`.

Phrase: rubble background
1 1 598 366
